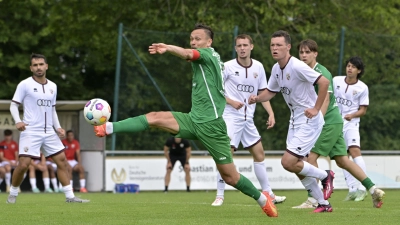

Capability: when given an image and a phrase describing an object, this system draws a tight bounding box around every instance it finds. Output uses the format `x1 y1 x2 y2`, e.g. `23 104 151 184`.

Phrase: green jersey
189 47 226 123
313 63 342 124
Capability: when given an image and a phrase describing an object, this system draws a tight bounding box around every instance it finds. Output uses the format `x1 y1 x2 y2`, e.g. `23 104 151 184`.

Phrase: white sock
353 156 367 191
298 161 328 180
216 171 225 198
254 161 272 194
256 192 267 207
106 122 114 134
51 178 58 190
301 176 329 205
343 169 359 192
63 184 75 198
5 172 11 186
80 179 86 188
43 178 50 189
30 178 37 189
10 185 19 196
368 185 377 195
308 197 318 204
70 180 73 188
23 173 27 179
59 182 63 189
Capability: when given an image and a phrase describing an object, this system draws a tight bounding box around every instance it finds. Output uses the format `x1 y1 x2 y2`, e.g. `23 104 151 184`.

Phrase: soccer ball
83 98 111 125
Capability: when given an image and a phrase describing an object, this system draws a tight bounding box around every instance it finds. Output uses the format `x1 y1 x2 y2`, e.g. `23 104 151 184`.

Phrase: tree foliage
0 0 399 150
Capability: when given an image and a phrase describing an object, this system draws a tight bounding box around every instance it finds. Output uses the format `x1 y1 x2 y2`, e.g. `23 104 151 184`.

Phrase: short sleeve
183 139 190 148
12 82 26 104
258 64 268 91
359 85 369 106
297 61 321 84
267 67 280 92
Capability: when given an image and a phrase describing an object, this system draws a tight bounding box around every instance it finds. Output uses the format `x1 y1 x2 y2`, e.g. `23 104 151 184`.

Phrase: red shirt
62 139 80 160
0 140 18 160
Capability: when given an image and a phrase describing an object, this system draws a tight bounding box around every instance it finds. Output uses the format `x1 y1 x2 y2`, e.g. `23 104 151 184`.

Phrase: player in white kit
211 34 286 206
6 53 89 204
249 30 335 213
333 56 370 201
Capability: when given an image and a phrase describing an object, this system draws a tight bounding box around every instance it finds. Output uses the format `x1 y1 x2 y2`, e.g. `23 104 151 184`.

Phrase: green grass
0 189 397 225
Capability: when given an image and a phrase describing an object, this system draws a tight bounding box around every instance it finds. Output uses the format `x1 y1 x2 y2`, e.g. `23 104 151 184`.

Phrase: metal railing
105 150 400 156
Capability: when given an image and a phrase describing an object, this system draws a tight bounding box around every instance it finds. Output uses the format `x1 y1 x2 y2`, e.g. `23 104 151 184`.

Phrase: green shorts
171 112 233 164
312 123 347 159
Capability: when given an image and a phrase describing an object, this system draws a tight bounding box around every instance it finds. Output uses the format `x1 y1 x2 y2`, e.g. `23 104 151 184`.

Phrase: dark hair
346 56 365 79
235 34 253 44
4 129 12 136
30 53 47 65
297 39 318 52
193 23 214 40
271 30 291 44
66 130 74 135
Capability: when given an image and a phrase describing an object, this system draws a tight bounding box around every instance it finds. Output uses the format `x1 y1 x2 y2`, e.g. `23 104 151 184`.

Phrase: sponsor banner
105 156 330 191
0 113 18 129
331 156 400 189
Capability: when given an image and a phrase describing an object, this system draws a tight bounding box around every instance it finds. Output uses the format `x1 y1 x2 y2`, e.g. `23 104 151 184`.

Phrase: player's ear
287 44 291 50
207 38 212 47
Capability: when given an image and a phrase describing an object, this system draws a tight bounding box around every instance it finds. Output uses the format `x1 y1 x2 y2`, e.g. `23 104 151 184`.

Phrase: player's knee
281 159 294 172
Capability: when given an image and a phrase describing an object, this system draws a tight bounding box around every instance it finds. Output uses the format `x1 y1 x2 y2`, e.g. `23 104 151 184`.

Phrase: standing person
333 56 371 201
6 53 89 204
211 34 286 207
164 137 191 192
94 24 278 217
292 39 384 208
62 130 88 193
248 30 335 213
0 129 19 192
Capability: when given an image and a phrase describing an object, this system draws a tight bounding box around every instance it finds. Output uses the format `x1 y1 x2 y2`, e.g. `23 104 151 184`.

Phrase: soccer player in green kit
94 24 277 217
292 39 384 209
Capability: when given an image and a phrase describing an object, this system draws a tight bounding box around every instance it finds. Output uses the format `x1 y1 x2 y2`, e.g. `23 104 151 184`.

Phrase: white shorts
224 117 261 149
343 121 360 148
0 160 17 167
286 113 324 157
68 160 78 168
19 132 65 159
33 160 52 165
51 163 57 171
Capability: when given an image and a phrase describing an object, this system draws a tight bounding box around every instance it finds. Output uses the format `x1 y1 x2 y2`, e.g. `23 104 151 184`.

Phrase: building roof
0 100 88 111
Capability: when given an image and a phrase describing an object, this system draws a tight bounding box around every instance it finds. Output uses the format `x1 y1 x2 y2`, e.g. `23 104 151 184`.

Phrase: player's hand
149 43 168 55
344 114 353 121
248 95 258 105
229 100 244 110
266 115 276 129
304 108 319 118
57 128 65 139
16 122 28 131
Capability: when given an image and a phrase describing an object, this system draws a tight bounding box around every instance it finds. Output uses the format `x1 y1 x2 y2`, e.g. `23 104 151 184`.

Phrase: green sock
112 115 149 133
234 174 261 200
361 177 375 190
307 191 313 197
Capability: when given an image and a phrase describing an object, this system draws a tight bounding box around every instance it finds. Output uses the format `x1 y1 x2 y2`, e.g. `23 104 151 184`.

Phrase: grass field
0 189 397 225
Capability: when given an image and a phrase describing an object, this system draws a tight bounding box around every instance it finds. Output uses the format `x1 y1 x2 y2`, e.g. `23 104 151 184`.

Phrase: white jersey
332 76 369 124
223 58 268 120
12 77 58 134
267 56 323 127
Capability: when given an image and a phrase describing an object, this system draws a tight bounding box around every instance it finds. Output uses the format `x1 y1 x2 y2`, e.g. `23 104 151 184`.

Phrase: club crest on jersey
353 90 358 96
234 71 239 76
50 89 54 94
33 88 38 92
24 147 29 152
253 72 258 78
286 73 290 80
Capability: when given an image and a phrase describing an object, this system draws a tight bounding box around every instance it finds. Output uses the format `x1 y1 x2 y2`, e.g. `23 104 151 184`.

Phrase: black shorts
169 155 187 169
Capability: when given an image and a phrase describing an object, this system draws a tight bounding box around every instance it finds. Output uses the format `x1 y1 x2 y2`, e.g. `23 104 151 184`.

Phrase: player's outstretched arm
149 43 195 60
248 90 276 105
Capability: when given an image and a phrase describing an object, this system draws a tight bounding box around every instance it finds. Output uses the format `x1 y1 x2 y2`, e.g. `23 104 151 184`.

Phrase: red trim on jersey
191 50 200 61
313 75 322 86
